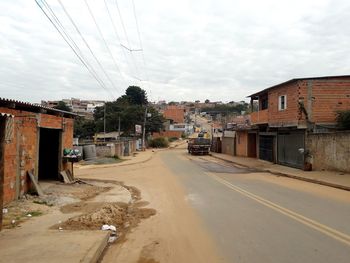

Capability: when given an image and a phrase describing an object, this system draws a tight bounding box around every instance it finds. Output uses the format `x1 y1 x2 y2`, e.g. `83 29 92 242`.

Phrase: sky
1 0 350 103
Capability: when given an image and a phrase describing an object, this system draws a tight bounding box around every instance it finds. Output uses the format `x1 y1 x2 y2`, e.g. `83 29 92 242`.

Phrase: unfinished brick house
248 75 350 169
163 105 185 124
0 98 76 223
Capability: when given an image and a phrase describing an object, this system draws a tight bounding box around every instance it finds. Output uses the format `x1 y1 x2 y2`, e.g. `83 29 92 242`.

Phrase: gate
277 132 304 169
259 136 274 162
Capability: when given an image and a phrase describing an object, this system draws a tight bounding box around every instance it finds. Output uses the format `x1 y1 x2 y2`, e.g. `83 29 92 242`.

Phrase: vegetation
201 102 250 115
74 86 165 138
148 137 169 148
336 110 350 130
168 137 179 142
53 101 71 112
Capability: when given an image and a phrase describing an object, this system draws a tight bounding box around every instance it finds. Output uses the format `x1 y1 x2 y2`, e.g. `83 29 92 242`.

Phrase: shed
0 98 76 220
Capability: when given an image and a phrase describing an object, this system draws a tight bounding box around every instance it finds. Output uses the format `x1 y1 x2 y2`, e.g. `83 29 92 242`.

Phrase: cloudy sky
1 0 350 103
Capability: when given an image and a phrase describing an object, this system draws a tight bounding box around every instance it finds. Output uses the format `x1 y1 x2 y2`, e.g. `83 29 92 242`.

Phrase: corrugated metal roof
0 97 78 118
0 112 14 117
248 75 350 98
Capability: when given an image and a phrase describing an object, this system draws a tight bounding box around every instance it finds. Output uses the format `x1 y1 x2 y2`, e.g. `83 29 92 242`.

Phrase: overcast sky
1 0 350 103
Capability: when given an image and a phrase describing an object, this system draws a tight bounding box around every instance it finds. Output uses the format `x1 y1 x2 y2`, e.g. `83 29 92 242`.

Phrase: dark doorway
0 117 5 230
259 135 274 162
247 133 257 158
38 128 60 180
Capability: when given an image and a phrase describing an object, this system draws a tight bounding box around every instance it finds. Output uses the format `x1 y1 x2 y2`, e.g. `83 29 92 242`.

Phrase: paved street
161 149 350 263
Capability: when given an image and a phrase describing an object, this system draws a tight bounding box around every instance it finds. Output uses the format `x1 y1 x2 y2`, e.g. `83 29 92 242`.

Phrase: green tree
336 110 350 130
125 86 147 105
53 101 71 112
74 117 96 138
92 87 163 136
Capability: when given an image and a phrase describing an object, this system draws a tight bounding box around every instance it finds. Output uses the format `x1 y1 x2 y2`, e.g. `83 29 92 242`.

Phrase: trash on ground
2 208 8 214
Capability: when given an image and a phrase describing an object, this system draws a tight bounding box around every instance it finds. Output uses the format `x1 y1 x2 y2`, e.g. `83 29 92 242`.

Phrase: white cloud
1 0 350 103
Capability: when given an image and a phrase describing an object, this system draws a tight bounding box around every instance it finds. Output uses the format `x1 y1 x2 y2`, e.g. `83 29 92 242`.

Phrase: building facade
249 75 350 169
0 98 75 207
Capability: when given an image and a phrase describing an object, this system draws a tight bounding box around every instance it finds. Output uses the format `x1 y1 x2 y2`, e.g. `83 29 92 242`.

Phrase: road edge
210 154 350 192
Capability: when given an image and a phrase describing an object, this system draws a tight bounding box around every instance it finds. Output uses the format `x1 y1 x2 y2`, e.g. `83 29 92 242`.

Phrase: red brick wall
298 79 350 124
268 82 300 127
267 78 350 127
0 107 74 204
152 131 183 139
164 107 185 123
236 131 248 157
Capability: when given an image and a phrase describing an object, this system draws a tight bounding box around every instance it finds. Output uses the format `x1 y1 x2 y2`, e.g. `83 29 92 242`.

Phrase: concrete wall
0 107 74 204
222 137 235 156
96 140 138 158
306 132 350 173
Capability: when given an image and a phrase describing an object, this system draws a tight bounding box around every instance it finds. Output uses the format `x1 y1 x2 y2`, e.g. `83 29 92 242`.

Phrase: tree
53 101 71 112
125 86 147 105
74 117 96 138
91 87 163 136
336 110 350 130
205 99 210 103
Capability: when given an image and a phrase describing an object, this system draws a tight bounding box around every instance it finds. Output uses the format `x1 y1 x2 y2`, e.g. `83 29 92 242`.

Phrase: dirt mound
56 202 156 234
58 203 127 230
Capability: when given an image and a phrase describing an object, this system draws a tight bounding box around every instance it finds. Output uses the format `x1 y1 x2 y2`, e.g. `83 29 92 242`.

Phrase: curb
81 232 110 263
210 154 350 192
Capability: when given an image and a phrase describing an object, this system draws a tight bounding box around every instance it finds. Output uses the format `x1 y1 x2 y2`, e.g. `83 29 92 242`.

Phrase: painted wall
236 131 248 157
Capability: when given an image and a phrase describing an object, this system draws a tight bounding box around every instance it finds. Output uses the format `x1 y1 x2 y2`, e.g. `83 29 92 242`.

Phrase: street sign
135 124 142 134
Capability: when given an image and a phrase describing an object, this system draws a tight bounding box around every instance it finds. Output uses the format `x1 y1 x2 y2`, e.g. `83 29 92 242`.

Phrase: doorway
247 133 257 158
38 128 60 180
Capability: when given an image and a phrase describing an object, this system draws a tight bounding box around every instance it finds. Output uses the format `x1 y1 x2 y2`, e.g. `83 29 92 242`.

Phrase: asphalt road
160 149 350 263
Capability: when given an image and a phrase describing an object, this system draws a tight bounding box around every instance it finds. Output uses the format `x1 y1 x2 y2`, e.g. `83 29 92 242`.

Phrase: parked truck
187 132 211 155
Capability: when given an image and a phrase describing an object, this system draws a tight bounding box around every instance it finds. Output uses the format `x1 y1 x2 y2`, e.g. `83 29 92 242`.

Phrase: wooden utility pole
142 107 147 151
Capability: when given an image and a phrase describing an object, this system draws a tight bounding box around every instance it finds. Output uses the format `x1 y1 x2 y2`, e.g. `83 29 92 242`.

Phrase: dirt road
76 147 225 263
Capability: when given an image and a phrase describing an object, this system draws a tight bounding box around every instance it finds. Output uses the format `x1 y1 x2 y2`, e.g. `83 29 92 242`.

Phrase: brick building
248 75 350 169
163 105 185 123
0 98 76 228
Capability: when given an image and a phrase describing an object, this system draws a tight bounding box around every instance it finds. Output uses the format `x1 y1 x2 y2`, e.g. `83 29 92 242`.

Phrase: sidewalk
0 210 109 263
76 149 156 170
210 152 350 191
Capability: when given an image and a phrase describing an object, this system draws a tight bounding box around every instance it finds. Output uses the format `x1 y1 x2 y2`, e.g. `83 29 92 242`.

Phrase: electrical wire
103 0 134 79
83 0 127 88
57 0 121 95
131 0 151 91
115 0 142 81
35 0 116 99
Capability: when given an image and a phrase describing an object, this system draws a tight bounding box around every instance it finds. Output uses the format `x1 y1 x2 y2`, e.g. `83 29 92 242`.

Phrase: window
278 95 287 111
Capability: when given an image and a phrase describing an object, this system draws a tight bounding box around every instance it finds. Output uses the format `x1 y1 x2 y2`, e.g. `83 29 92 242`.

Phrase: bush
336 110 350 130
148 137 169 148
168 137 178 142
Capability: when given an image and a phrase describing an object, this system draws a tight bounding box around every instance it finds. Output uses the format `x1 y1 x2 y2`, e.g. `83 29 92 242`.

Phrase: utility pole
118 115 121 140
142 107 148 151
103 103 106 142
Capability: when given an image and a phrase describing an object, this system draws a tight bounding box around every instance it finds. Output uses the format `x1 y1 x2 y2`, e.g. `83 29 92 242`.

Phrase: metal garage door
259 136 274 162
278 132 304 169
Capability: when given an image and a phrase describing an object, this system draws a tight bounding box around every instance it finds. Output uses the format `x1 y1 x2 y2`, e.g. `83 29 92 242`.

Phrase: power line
83 0 127 88
131 0 151 91
115 0 142 81
57 0 120 95
103 0 135 80
35 0 116 99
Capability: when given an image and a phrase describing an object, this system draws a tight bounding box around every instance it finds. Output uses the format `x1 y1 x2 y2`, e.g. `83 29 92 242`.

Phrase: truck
187 133 211 155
